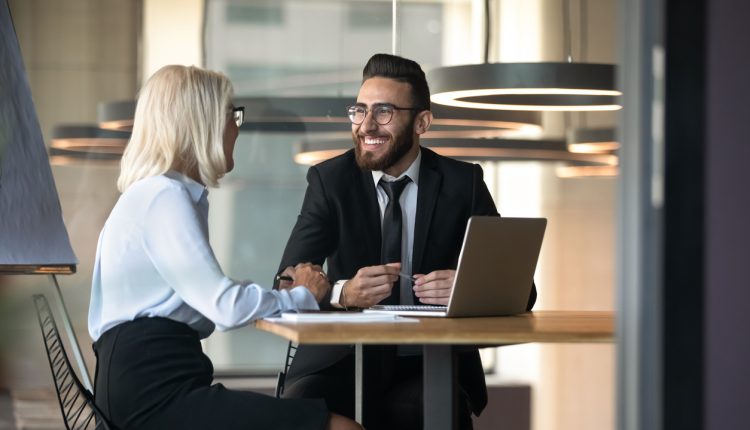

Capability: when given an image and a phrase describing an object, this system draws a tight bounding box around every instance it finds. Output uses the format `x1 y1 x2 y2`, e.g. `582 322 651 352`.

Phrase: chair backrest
33 294 114 430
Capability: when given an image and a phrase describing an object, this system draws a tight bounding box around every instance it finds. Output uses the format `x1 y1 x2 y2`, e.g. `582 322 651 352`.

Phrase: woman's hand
292 263 330 303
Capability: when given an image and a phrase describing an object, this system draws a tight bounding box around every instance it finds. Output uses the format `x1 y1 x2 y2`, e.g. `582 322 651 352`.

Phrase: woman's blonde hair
117 65 233 192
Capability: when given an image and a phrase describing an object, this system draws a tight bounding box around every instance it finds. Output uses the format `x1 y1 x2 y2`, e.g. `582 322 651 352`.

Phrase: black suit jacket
277 146 537 415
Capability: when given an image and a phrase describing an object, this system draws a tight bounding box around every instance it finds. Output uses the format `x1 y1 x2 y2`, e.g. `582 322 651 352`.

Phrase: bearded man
275 53 537 430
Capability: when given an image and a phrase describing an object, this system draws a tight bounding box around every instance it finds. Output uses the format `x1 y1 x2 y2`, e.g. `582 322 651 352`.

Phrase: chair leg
275 340 297 398
275 371 286 399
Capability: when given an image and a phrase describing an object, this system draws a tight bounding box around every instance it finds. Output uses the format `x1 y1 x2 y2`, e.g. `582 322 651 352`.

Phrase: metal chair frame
33 294 114 430
275 340 298 398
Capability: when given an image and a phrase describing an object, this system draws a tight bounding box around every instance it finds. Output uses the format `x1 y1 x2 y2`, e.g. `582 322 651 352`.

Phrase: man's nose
360 109 379 133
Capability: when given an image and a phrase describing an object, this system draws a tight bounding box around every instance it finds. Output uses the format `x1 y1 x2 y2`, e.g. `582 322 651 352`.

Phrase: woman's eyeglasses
232 106 245 128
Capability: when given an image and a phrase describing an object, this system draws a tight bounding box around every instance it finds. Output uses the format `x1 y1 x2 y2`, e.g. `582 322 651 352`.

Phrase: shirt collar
164 170 208 203
371 149 422 186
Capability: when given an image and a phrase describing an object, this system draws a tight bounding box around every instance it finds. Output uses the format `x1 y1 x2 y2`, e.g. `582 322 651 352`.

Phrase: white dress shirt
373 153 422 356
372 151 420 305
330 152 422 308
88 171 318 341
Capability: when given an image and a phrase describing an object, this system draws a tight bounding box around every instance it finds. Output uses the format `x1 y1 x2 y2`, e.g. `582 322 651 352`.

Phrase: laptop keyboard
371 305 447 311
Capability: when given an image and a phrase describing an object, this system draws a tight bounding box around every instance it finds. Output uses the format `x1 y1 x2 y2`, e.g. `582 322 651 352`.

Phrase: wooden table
256 311 614 429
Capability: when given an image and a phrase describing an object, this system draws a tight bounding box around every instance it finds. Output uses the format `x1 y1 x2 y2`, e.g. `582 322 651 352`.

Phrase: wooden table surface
257 310 614 429
255 310 615 345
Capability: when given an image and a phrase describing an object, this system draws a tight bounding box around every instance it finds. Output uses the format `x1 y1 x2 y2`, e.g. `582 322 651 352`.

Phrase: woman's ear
414 110 433 135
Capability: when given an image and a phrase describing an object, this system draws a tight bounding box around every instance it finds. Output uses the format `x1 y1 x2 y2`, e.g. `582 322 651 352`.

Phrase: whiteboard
0 0 77 273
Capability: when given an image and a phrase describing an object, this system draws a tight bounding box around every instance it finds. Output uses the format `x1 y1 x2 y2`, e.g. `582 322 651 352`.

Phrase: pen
399 272 416 281
276 271 328 283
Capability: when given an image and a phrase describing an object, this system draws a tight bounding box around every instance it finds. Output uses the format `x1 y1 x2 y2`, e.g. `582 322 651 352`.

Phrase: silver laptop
364 216 546 317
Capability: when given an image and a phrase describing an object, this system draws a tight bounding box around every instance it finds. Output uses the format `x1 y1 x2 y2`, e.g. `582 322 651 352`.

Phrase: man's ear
414 110 433 135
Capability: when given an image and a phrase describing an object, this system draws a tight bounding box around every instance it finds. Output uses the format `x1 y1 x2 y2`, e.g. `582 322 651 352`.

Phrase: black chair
33 294 114 430
274 340 297 398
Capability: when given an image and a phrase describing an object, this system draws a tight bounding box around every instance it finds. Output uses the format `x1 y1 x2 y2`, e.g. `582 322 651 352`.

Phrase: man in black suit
276 53 537 429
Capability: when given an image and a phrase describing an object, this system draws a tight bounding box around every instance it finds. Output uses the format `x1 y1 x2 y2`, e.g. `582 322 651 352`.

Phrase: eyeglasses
232 106 245 128
346 103 423 125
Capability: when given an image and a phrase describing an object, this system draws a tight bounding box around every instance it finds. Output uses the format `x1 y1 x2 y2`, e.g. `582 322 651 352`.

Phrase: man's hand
342 263 400 308
292 263 330 303
413 269 455 305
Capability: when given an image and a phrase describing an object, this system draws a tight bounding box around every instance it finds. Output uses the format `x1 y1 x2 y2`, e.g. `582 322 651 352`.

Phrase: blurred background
2 1 618 429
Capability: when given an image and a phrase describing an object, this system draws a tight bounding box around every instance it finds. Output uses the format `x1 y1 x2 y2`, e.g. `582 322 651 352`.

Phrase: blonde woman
88 65 361 430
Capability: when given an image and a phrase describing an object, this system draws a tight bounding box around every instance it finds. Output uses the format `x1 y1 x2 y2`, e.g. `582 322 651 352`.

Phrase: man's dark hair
362 53 431 111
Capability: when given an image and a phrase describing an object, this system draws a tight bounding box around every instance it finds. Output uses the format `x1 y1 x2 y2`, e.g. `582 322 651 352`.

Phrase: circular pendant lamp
49 125 128 166
98 97 543 138
567 127 619 154
429 62 620 112
429 0 621 112
234 96 542 138
561 126 619 177
293 138 618 167
556 165 619 178
97 101 136 132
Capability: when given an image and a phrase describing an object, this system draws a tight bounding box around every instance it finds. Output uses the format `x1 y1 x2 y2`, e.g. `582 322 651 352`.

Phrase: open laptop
364 216 547 317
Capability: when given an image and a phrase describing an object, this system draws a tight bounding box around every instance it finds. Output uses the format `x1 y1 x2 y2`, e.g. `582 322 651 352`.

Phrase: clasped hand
277 263 330 302
279 263 456 307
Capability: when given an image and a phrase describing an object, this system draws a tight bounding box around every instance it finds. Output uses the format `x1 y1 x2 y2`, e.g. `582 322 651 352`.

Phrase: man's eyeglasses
346 103 423 126
232 106 245 128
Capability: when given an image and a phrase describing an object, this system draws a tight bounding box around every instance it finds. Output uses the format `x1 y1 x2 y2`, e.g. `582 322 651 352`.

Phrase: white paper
265 312 419 323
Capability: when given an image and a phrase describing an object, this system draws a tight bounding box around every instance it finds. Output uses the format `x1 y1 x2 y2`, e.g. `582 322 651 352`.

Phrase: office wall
533 170 615 430
143 0 203 78
705 0 750 428
9 0 138 145
5 0 139 389
489 2 617 429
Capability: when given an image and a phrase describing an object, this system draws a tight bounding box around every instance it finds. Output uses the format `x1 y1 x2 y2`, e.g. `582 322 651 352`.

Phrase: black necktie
379 176 411 304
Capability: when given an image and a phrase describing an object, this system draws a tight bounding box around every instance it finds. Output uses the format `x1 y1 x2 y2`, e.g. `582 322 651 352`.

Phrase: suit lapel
412 148 442 273
357 167 382 264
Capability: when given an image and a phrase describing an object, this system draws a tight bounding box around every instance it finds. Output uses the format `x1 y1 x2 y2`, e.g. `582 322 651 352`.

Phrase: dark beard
353 123 415 171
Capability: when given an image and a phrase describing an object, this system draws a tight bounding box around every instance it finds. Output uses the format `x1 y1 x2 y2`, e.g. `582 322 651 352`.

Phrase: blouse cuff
286 286 320 311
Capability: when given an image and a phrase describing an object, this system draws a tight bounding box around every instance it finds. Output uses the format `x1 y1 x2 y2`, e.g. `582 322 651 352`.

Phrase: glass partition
4 1 618 428
202 0 452 373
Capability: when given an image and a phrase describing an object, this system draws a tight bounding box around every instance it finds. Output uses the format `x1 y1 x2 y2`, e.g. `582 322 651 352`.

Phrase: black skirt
93 317 328 430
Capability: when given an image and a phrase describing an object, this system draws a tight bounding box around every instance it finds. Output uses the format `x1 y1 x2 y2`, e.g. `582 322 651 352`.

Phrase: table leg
355 343 363 423
423 345 457 430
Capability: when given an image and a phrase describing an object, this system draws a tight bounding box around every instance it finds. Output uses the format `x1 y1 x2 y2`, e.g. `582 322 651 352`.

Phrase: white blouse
88 171 318 341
